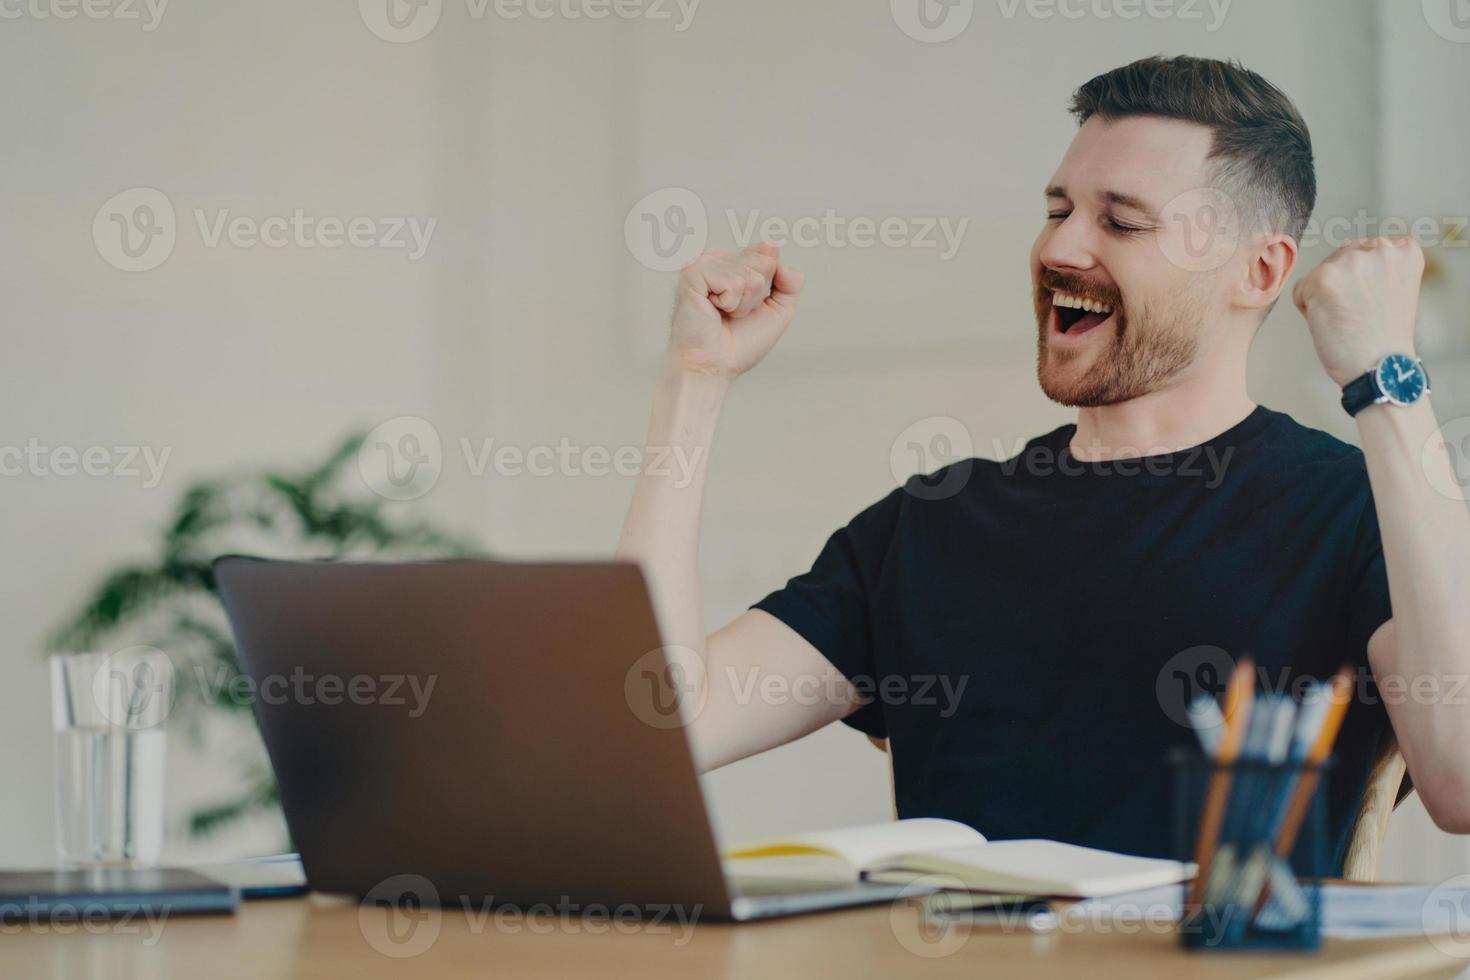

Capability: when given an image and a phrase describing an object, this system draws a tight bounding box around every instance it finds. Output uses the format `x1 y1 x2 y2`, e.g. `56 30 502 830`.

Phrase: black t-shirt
753 405 1392 867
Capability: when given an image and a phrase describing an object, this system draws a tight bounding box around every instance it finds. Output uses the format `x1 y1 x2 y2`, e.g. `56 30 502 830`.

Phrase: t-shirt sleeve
1345 489 1394 666
749 487 905 738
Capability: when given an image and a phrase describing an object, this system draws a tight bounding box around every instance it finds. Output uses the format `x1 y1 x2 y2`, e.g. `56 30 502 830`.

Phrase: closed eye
1046 212 1148 237
1105 217 1147 236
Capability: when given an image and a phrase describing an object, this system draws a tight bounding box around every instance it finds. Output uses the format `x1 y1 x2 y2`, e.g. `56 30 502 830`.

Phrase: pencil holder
1169 748 1332 952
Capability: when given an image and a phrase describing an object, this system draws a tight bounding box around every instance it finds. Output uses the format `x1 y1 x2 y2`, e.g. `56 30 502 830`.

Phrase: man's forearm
1358 397 1470 817
616 354 731 655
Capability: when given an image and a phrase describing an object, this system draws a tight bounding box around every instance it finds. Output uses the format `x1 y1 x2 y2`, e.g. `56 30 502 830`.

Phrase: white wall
1372 0 1470 881
1 0 1465 881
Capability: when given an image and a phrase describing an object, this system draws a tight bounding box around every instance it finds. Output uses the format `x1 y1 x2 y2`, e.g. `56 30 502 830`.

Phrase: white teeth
1051 291 1112 314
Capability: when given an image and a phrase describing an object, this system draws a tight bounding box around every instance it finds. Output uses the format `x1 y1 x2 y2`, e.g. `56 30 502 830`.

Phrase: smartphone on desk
922 892 1058 933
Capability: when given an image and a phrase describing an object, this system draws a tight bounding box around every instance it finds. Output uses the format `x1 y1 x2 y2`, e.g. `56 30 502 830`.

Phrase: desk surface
3 893 1466 979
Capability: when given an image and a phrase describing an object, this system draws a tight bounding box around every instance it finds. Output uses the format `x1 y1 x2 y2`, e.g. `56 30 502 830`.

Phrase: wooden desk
3 892 1466 979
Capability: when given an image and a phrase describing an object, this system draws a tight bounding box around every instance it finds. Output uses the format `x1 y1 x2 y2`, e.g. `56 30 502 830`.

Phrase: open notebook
724 818 1195 898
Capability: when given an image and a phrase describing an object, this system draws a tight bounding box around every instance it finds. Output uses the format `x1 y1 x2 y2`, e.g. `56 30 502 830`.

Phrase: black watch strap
1340 370 1380 417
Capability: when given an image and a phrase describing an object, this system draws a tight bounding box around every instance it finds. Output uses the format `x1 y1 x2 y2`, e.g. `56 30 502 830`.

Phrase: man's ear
1236 233 1298 315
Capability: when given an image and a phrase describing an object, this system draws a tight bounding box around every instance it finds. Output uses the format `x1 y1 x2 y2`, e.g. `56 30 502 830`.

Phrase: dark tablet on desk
0 867 238 920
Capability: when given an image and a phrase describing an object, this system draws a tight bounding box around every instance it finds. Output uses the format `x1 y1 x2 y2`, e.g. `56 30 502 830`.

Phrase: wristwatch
1340 352 1430 417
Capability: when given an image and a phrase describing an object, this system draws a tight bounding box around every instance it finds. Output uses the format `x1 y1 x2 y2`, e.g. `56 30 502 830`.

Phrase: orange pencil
1249 665 1355 917
1271 665 1354 858
1187 656 1255 908
1252 667 1352 922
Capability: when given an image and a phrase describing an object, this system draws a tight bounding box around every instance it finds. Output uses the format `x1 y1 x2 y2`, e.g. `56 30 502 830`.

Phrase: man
616 55 1470 863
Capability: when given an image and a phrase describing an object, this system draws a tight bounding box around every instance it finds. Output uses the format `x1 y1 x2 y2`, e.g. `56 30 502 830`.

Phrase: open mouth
1051 290 1116 338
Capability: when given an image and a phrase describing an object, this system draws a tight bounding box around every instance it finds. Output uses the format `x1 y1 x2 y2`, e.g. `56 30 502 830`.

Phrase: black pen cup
1170 749 1332 952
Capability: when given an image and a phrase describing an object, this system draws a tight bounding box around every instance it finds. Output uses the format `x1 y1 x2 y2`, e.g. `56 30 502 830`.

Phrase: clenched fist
669 241 804 379
1293 236 1425 387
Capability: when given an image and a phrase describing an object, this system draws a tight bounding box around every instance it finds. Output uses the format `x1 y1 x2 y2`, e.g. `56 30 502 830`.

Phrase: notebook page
725 818 983 868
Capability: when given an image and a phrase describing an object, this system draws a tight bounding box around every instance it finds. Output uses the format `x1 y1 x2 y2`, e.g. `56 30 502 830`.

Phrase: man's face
1030 115 1235 408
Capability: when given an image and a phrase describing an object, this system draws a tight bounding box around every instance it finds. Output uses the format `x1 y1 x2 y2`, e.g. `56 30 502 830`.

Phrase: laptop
213 556 914 920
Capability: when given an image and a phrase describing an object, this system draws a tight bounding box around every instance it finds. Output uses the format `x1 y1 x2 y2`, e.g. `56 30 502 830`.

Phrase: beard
1033 269 1201 408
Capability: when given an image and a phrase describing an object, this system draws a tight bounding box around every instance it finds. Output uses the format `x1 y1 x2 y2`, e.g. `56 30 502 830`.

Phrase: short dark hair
1069 55 1315 243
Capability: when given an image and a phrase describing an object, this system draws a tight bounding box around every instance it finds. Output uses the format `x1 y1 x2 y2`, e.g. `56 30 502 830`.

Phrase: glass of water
50 649 172 868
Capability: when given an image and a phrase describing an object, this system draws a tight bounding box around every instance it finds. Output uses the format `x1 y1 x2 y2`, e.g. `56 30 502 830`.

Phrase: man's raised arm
616 242 863 771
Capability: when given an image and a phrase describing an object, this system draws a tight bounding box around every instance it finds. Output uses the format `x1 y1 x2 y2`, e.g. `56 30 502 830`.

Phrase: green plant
48 432 480 840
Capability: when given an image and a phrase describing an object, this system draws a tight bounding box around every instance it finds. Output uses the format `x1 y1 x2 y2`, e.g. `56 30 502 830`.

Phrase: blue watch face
1376 353 1426 405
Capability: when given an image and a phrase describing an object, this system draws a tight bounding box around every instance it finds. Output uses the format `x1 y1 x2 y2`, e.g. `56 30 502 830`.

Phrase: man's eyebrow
1044 185 1158 218
1102 190 1158 217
